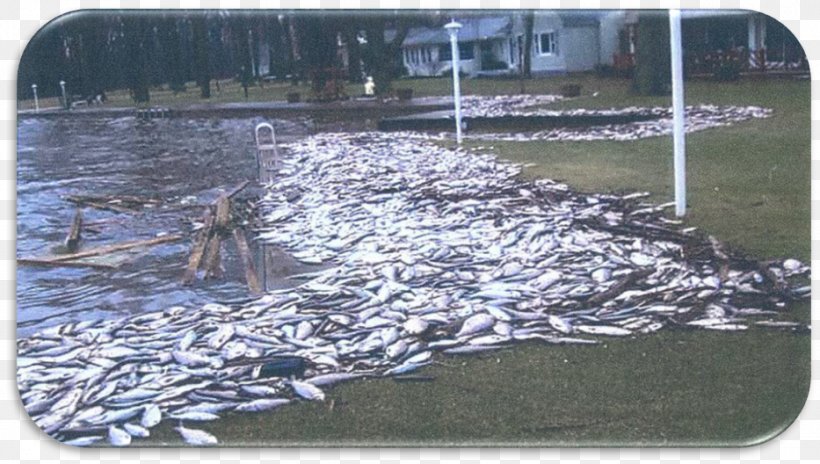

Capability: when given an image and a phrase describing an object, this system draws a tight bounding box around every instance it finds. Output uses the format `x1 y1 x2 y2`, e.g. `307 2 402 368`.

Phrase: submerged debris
17 132 807 446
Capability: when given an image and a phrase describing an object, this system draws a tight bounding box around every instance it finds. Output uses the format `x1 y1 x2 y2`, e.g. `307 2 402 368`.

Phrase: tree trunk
192 14 211 99
124 16 151 103
523 12 534 79
361 19 409 98
162 15 186 93
345 27 363 83
633 11 671 96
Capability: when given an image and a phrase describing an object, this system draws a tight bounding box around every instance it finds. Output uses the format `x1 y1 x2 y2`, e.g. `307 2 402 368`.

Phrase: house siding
563 26 600 71
520 14 567 73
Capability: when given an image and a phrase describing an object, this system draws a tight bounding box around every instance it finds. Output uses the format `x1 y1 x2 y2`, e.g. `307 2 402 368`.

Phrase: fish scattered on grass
17 131 808 447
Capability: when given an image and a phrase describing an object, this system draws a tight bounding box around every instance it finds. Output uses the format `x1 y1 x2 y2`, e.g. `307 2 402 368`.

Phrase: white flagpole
669 9 686 217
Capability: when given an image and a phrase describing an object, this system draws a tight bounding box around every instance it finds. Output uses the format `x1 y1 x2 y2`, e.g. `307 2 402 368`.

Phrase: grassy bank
143 327 809 447
70 75 809 447
485 77 811 262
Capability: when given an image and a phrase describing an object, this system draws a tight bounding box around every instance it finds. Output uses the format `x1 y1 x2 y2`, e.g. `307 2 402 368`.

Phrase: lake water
16 116 310 337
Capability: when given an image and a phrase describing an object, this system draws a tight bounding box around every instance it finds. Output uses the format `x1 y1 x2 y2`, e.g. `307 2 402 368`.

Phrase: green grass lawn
143 328 809 447
42 75 809 447
487 76 811 262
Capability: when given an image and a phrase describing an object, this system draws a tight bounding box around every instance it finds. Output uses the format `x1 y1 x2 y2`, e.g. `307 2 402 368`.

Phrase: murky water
17 116 311 337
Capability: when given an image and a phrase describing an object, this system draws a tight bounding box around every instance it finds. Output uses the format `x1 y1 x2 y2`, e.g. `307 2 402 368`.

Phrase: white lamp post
444 20 463 144
59 80 67 109
669 10 686 217
31 84 39 113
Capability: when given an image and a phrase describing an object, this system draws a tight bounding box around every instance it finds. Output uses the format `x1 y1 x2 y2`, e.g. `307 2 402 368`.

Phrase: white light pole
445 20 463 144
31 84 39 113
669 9 686 217
59 80 67 109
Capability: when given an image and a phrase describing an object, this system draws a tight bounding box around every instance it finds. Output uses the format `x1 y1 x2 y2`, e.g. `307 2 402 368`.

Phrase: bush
712 59 741 81
441 68 470 79
560 84 582 98
396 88 413 101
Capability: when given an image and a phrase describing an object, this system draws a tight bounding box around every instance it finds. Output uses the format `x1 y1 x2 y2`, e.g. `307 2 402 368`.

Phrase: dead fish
574 325 632 337
456 313 495 337
108 425 132 446
168 411 220 421
234 398 291 412
140 404 162 428
548 315 573 334
207 324 235 350
289 381 325 401
306 372 364 387
403 317 429 335
175 425 218 446
64 435 104 447
123 423 150 438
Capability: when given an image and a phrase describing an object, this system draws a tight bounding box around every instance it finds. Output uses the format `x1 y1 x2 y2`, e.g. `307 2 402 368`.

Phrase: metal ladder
254 122 280 184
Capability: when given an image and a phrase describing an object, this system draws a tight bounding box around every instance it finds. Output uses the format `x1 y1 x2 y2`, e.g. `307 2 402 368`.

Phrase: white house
398 10 804 78
400 12 628 77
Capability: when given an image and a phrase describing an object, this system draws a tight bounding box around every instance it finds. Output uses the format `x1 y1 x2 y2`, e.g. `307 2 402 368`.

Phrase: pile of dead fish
396 94 564 117
449 105 772 142
18 132 807 447
458 94 564 117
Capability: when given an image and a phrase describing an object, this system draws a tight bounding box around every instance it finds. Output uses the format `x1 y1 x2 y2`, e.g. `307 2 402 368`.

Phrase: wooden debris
585 267 654 307
213 194 231 231
17 257 118 270
233 227 262 295
66 194 162 205
226 180 251 199
65 194 160 214
78 200 141 214
49 234 183 262
203 195 231 279
202 236 222 279
64 209 83 252
758 260 787 293
182 208 215 285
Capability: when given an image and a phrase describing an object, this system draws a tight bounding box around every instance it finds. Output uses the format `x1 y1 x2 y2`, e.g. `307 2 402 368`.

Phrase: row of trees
19 10 677 103
18 10 441 102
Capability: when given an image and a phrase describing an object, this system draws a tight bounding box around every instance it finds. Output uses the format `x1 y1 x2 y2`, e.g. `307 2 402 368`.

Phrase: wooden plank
17 257 118 270
83 217 129 227
65 194 162 205
48 234 183 262
213 194 231 230
64 208 83 252
232 227 262 296
75 199 141 214
181 208 215 285
202 194 230 279
226 180 251 199
202 236 223 279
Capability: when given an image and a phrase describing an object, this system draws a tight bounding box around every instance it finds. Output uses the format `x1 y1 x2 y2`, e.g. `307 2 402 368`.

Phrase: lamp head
444 21 462 32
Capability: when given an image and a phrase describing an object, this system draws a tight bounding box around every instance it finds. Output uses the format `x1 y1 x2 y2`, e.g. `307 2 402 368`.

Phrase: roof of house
556 11 601 28
399 12 606 47
402 16 513 46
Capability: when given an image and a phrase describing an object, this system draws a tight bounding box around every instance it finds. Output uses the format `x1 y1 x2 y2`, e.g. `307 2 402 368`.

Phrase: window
538 31 557 56
439 42 475 61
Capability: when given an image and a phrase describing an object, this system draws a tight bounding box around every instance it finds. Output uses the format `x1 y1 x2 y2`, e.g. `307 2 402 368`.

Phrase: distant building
397 11 805 78
399 12 628 77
